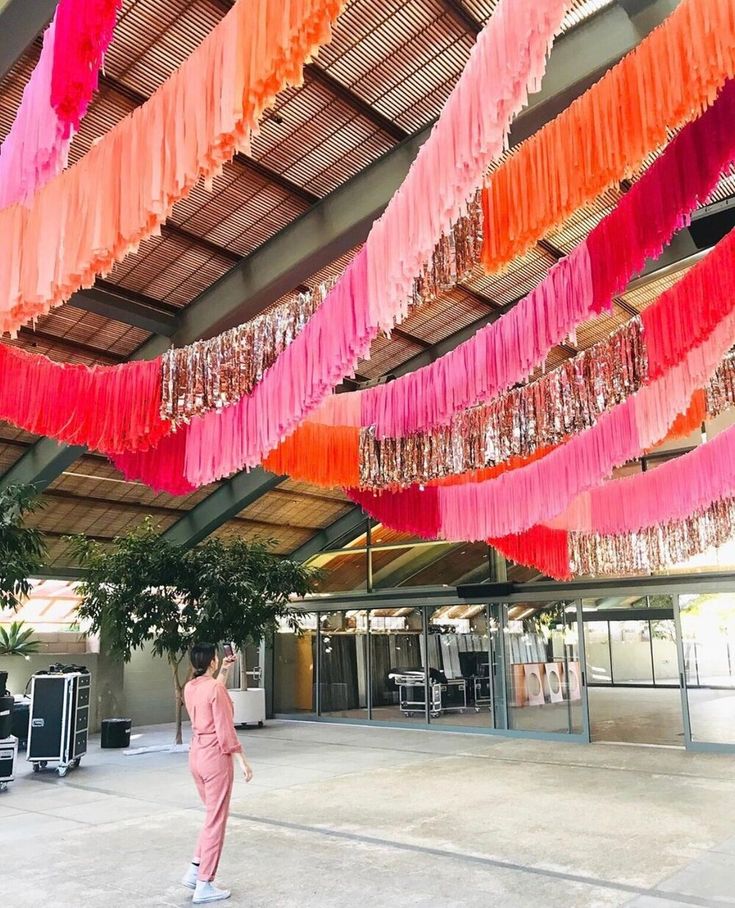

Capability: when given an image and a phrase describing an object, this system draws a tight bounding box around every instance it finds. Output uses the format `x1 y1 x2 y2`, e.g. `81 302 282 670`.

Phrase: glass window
584 621 613 684
369 608 427 723
273 617 315 714
426 605 494 727
680 593 735 745
503 600 584 735
318 611 368 719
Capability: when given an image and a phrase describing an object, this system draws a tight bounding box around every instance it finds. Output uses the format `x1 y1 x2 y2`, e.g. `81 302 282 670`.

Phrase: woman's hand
236 752 253 782
217 655 237 684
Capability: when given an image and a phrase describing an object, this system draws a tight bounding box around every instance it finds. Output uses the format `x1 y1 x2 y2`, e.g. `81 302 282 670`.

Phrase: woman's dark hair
190 642 216 677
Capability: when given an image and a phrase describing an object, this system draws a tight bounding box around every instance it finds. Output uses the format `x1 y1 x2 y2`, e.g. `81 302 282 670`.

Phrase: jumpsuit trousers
184 675 242 882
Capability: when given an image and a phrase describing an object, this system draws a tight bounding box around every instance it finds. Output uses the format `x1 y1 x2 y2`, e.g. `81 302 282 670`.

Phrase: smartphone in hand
223 642 236 659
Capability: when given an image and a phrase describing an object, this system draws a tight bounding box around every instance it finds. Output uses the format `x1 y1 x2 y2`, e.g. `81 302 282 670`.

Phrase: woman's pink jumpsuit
184 676 242 882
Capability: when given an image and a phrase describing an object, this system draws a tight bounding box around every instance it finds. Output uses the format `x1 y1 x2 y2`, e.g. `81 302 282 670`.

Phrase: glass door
496 599 589 741
676 593 735 751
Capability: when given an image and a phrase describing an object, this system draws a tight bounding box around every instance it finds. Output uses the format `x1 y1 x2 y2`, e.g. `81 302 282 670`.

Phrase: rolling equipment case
0 735 17 791
28 671 90 777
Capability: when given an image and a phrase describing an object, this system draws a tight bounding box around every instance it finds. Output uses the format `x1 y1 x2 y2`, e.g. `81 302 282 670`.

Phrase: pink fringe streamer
0 0 120 209
178 0 571 484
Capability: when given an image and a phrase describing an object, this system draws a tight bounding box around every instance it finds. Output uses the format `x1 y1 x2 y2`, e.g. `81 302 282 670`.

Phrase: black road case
28 672 90 776
0 736 17 791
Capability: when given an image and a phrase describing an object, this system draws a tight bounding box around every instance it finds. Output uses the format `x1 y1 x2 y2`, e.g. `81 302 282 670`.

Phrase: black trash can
100 718 132 749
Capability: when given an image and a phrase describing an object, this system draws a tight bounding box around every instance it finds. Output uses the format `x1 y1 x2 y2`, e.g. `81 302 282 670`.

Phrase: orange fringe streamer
268 387 710 491
481 0 735 273
0 0 345 336
264 422 360 487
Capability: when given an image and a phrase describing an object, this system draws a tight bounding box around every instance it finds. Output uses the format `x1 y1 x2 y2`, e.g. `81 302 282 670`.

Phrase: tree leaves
0 484 47 612
0 620 42 655
68 519 318 664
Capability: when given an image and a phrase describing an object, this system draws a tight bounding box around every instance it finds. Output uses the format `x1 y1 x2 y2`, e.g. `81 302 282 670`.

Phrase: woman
182 642 253 904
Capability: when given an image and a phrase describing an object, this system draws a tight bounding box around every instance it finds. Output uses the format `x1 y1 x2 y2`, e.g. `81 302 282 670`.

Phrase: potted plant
69 521 316 746
0 621 42 658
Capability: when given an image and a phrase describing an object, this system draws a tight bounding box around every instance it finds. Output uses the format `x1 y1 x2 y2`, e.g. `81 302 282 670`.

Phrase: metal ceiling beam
437 0 482 35
290 508 373 563
0 0 56 80
71 286 179 337
0 0 684 529
161 468 284 548
303 63 408 142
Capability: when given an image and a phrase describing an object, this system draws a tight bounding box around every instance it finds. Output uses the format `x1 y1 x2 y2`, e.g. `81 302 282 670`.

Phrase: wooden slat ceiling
0 0 729 570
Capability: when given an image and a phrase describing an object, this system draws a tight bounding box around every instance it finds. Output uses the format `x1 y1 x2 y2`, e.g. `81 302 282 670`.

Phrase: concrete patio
2 720 735 907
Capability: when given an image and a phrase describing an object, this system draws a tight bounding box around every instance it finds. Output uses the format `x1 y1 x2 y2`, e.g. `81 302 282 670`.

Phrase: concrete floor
3 721 735 907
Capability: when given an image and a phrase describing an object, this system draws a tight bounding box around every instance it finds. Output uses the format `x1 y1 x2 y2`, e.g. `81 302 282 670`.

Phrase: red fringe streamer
0 344 169 454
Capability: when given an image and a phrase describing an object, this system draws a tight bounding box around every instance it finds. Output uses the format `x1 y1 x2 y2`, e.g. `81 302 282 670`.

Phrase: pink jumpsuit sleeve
211 683 242 754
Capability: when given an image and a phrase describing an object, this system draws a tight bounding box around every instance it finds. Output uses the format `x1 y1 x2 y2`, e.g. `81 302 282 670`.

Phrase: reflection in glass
584 621 612 684
504 600 584 735
369 608 427 722
273 617 316 714
318 611 368 719
680 593 735 745
425 606 495 727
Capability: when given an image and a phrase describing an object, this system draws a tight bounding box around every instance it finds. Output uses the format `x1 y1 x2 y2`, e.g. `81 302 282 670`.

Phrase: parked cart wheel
0 781 7 792
58 765 68 777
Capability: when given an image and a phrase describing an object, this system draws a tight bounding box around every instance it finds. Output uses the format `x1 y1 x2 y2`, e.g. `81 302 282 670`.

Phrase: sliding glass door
677 593 735 751
496 599 589 741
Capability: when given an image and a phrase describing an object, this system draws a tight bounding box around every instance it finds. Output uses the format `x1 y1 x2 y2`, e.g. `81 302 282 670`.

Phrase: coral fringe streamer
481 0 735 273
0 344 169 454
314 74 735 440
174 0 570 483
0 0 346 336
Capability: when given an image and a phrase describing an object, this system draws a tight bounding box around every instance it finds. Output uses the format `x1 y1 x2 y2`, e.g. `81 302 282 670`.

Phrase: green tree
0 484 47 612
69 521 316 744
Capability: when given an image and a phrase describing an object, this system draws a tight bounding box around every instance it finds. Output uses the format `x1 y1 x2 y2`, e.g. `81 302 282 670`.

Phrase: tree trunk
239 648 248 691
171 658 184 745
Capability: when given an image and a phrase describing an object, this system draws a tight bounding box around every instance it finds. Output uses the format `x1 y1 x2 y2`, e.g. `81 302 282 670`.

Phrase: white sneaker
182 863 199 890
193 881 231 903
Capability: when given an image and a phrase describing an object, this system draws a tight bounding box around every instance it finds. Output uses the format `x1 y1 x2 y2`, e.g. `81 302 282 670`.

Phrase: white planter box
228 688 266 727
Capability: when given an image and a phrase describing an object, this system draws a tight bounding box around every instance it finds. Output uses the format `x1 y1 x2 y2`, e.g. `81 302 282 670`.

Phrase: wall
1 644 185 733
1 653 101 730
122 646 188 728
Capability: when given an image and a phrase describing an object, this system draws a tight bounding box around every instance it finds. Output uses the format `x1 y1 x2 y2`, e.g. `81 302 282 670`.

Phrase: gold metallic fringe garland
161 283 330 423
160 194 483 424
359 316 647 489
707 350 735 416
569 497 735 577
409 192 484 313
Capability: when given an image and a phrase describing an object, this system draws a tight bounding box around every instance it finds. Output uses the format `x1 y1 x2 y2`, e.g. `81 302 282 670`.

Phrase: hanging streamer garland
0 278 329 455
166 0 574 485
359 318 647 489
348 296 735 542
569 499 735 577
481 0 735 274
491 380 735 580
0 0 121 209
357 73 735 441
0 0 347 336
161 281 332 423
51 0 122 136
0 344 169 455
